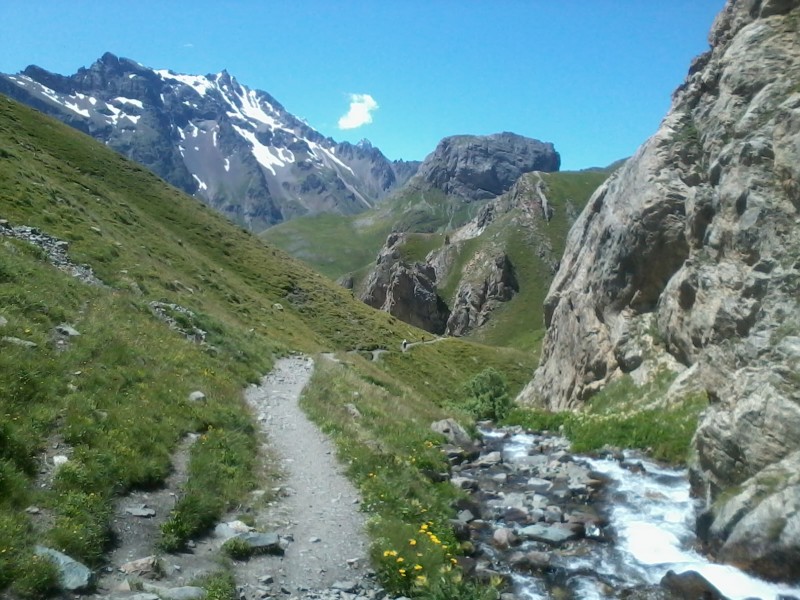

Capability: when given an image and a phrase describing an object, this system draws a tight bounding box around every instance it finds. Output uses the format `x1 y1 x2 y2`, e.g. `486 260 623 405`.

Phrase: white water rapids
495 431 800 600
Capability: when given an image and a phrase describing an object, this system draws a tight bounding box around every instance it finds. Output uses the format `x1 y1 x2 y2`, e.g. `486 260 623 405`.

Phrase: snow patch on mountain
192 174 208 191
114 97 143 109
1 53 420 230
233 124 285 175
155 69 214 97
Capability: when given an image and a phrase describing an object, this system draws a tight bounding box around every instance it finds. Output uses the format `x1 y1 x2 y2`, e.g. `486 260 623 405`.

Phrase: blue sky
1 1 722 169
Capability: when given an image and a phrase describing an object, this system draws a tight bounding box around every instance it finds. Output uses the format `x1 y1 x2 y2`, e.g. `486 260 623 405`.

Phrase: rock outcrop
414 132 560 201
519 0 800 582
445 252 518 336
359 234 450 334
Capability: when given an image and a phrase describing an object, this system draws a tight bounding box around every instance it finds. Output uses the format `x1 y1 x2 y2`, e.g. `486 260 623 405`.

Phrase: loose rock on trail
239 355 376 599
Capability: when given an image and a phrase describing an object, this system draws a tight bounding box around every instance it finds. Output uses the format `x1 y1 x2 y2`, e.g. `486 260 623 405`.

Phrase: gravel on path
241 355 373 596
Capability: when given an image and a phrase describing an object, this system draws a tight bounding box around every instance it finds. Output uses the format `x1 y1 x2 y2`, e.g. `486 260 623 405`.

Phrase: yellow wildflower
409 539 417 546
396 557 404 563
415 575 428 585
414 564 423 571
399 568 407 576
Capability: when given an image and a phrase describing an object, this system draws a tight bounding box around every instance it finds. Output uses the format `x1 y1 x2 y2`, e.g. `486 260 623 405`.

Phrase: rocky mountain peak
518 0 800 582
414 132 560 201
0 55 418 231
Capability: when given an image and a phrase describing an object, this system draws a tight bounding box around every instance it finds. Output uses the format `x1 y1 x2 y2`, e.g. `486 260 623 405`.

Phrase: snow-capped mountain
0 52 418 230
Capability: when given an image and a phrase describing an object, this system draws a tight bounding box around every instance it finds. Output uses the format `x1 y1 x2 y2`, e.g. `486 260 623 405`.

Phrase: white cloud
338 93 378 129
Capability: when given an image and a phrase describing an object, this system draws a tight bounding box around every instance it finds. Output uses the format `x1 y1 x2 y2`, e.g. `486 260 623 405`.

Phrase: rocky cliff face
413 132 560 201
358 169 589 339
519 0 800 581
445 251 518 336
0 53 418 231
359 234 450 334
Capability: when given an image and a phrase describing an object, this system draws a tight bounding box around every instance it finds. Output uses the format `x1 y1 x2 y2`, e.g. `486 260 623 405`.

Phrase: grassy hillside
264 167 610 353
467 170 609 350
262 185 484 281
0 95 534 598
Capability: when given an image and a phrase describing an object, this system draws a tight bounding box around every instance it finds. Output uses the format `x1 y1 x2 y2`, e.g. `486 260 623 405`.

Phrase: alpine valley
1 1 799 599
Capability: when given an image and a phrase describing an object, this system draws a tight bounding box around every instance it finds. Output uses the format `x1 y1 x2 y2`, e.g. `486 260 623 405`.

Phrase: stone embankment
0 219 105 286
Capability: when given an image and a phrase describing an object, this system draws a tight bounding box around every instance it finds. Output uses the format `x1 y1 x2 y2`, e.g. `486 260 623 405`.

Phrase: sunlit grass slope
262 184 483 282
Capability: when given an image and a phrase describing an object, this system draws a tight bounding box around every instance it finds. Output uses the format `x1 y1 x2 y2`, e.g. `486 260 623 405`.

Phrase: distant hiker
402 339 408 352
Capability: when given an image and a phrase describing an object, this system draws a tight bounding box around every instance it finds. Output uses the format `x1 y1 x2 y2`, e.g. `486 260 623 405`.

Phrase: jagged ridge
0 52 419 231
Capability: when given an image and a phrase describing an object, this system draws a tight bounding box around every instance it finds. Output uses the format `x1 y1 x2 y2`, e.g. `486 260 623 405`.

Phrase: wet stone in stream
451 426 800 600
450 426 665 598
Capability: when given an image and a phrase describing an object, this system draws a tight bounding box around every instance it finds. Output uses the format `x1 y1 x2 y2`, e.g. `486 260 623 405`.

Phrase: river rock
35 546 93 592
491 472 508 484
527 477 553 494
518 523 579 545
431 418 472 447
660 569 728 600
457 509 476 523
503 507 530 523
475 451 502 467
492 527 518 549
508 550 552 572
451 476 479 491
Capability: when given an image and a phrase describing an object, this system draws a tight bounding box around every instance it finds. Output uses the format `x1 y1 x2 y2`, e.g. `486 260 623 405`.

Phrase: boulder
701 451 800 582
431 418 472 447
119 555 162 579
517 523 579 546
233 531 284 555
34 546 93 592
660 570 728 600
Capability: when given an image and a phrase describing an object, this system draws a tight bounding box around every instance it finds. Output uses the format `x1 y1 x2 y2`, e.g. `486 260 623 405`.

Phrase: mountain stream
465 428 800 600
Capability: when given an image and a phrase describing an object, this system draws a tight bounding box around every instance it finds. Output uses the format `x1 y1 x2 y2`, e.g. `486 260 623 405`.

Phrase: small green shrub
221 537 254 560
194 571 237 600
461 368 512 422
10 553 61 599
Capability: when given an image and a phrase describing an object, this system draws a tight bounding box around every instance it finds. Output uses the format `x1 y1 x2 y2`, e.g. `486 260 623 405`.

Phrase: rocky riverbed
447 425 800 600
